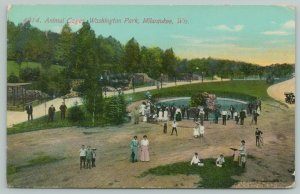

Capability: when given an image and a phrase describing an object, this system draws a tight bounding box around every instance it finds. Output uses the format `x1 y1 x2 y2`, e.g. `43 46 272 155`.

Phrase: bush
68 104 85 123
19 67 40 81
105 94 127 124
7 73 20 83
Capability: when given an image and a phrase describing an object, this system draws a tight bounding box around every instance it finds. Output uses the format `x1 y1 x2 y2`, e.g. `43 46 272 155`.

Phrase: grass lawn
7 112 73 135
140 156 245 188
7 60 64 78
128 80 272 102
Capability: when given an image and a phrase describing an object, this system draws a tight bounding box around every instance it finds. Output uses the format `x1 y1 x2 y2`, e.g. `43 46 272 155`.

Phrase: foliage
162 48 177 78
140 157 245 188
7 73 20 83
68 104 85 123
123 37 141 73
266 74 275 85
19 67 40 81
105 94 127 124
190 92 207 107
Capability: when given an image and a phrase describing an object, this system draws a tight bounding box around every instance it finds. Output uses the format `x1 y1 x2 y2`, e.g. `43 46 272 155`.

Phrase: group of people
190 152 225 167
48 102 68 122
25 101 68 122
191 139 247 168
79 145 97 169
130 135 150 163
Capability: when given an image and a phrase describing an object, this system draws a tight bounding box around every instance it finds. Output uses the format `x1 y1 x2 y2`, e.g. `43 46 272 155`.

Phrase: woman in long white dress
140 135 150 161
158 109 163 121
193 122 200 138
163 108 169 121
199 124 205 137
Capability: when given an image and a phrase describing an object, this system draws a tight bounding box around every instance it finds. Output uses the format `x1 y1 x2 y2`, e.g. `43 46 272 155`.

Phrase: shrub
105 94 127 124
19 67 40 81
68 104 85 123
7 73 20 83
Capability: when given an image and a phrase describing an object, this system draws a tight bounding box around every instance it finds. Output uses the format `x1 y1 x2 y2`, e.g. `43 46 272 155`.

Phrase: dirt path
7 101 295 188
267 78 295 107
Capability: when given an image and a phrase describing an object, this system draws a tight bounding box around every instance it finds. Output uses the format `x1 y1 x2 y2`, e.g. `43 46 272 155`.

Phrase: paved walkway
7 79 229 127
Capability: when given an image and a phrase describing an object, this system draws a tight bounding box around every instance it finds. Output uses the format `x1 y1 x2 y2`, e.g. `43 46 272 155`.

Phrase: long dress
158 110 163 121
130 139 139 162
163 110 169 121
140 139 150 161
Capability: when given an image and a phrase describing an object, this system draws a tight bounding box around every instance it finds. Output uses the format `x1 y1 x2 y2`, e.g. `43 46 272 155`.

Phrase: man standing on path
255 128 263 147
59 102 67 120
48 104 56 122
171 120 178 136
221 109 227 125
79 145 86 169
239 109 246 125
25 103 33 121
239 140 247 168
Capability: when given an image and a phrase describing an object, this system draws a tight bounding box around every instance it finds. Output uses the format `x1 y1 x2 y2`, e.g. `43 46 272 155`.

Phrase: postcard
6 5 295 189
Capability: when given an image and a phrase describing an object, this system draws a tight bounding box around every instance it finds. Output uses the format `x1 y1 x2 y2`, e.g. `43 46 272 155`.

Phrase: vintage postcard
6 5 295 188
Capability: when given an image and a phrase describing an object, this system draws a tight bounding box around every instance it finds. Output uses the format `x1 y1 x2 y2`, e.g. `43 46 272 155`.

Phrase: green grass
128 80 272 102
7 108 119 135
7 112 73 135
141 157 245 188
7 60 64 78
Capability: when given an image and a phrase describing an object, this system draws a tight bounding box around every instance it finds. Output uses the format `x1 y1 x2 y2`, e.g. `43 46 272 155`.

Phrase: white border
0 1 298 194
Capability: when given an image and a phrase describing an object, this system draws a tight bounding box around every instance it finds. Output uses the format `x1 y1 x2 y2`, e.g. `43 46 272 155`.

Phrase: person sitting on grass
190 152 204 166
216 154 225 167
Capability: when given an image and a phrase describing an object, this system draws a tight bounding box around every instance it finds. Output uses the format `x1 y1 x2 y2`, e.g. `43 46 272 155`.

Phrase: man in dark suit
48 104 56 122
59 102 67 120
25 103 33 121
239 109 246 125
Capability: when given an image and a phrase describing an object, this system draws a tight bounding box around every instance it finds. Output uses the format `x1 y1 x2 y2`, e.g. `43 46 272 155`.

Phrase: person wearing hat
130 136 139 163
238 140 247 168
59 101 67 120
255 128 263 147
140 135 150 162
25 103 33 121
216 154 225 167
92 148 96 167
48 104 56 122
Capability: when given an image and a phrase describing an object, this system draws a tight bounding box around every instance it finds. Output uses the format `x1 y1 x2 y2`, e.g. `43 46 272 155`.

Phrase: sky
7 5 295 66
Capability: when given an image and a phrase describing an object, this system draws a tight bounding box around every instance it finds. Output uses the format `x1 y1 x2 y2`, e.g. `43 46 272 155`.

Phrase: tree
140 46 163 80
55 24 74 68
123 38 141 73
74 22 103 116
162 48 177 79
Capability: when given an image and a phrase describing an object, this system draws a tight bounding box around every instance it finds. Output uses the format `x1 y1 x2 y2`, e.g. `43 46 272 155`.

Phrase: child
92 148 96 167
216 154 225 167
163 122 167 134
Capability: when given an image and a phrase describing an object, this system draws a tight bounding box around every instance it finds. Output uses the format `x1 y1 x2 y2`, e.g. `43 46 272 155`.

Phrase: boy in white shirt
79 145 86 169
216 154 225 167
190 153 204 166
